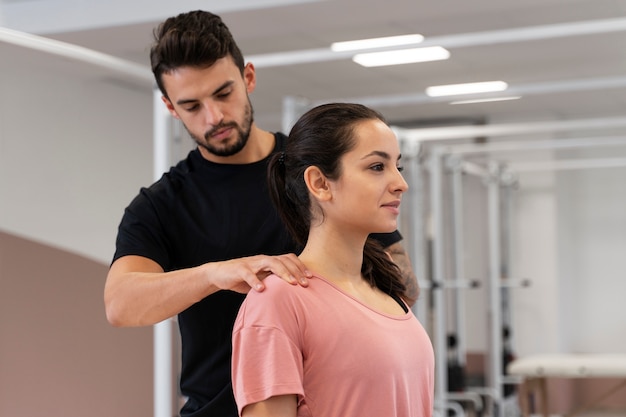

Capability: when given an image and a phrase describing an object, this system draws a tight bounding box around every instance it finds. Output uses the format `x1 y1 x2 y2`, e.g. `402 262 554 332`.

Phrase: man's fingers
272 254 311 286
253 254 310 287
219 254 311 293
241 267 266 292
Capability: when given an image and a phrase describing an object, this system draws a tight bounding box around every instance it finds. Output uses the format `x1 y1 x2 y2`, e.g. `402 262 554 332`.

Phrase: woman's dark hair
150 10 245 98
268 102 407 299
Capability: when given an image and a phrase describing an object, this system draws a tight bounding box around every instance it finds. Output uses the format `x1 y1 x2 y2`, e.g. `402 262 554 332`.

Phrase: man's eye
185 104 200 112
217 91 231 99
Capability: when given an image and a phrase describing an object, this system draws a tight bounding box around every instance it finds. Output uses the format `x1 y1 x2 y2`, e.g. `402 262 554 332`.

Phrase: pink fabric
232 274 435 417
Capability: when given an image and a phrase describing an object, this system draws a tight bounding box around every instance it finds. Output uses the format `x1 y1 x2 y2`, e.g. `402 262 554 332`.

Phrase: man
104 10 418 417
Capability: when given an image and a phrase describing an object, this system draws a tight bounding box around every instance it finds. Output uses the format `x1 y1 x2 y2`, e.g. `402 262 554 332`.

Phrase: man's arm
241 395 297 417
386 241 420 306
104 254 310 327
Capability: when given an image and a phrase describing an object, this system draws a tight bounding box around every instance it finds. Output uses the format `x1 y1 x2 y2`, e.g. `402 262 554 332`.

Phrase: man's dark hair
150 10 245 97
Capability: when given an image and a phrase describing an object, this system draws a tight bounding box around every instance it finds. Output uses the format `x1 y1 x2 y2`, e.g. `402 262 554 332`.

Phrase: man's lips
207 126 233 141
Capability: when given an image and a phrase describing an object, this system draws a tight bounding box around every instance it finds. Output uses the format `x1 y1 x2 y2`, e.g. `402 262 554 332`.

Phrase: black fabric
390 292 409 313
371 229 402 248
113 132 402 417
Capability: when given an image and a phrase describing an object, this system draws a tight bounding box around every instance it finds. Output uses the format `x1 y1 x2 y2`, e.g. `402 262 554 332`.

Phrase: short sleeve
112 188 171 269
231 277 305 415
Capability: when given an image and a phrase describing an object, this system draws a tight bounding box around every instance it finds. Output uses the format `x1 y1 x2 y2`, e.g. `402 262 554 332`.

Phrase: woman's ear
303 166 332 202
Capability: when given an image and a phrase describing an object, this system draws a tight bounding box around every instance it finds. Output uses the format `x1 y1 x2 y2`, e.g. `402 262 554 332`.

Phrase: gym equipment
508 354 626 417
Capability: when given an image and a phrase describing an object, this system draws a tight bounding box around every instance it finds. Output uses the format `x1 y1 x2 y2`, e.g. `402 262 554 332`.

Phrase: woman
231 103 434 417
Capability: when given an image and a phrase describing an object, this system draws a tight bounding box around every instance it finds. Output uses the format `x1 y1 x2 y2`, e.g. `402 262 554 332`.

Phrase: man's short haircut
150 10 245 97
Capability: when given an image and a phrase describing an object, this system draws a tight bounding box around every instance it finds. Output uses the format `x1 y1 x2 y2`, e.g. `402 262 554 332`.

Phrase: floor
449 395 626 417
434 408 626 417
503 408 626 417
544 413 626 417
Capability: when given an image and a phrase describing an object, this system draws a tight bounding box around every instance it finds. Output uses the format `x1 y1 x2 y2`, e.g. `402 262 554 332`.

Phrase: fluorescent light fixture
426 81 508 97
352 46 450 67
450 96 521 105
331 34 424 52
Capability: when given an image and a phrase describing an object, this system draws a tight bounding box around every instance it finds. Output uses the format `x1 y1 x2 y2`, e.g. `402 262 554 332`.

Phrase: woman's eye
397 165 405 172
370 164 384 171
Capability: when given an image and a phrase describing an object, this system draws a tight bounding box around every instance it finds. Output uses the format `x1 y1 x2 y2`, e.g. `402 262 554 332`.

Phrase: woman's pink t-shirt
232 274 435 417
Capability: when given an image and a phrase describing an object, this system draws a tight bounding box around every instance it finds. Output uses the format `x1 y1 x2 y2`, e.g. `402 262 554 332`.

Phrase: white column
153 86 174 417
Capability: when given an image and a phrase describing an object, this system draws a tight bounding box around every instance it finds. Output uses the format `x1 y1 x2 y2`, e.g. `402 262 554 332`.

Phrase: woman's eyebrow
361 151 402 161
361 150 391 160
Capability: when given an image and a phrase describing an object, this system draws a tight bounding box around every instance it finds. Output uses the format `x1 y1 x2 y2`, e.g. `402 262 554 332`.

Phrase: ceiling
2 0 626 140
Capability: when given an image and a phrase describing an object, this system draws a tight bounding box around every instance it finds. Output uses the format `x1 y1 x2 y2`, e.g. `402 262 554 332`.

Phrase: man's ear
303 166 332 202
243 62 257 94
161 96 181 120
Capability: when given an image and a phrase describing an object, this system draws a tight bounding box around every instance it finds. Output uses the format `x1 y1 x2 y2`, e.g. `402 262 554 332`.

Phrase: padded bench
507 354 626 417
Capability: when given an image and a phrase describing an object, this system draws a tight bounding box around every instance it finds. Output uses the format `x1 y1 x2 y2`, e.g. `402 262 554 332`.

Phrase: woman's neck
301 225 407 316
298 226 366 284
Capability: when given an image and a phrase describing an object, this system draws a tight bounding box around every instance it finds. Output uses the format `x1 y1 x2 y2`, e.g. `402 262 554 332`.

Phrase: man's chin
201 144 245 158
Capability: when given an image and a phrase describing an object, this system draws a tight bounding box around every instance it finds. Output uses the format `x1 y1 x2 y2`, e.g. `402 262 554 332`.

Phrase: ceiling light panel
331 34 424 52
450 96 521 105
352 46 450 67
426 81 508 97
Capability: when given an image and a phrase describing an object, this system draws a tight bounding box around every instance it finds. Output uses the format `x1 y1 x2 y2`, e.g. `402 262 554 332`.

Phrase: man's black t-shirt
113 133 401 417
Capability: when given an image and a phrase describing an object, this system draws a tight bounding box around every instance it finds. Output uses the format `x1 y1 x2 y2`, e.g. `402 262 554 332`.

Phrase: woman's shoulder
242 274 308 308
236 274 314 331
262 273 305 294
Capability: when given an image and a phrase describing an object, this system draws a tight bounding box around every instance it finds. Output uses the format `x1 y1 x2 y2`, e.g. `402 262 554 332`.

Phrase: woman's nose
393 168 409 193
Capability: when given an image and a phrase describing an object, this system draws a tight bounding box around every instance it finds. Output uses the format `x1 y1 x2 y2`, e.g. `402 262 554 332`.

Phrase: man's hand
213 253 311 294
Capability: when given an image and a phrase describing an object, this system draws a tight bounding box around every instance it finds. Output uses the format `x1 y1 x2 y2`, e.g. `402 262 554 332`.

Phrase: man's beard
187 99 254 157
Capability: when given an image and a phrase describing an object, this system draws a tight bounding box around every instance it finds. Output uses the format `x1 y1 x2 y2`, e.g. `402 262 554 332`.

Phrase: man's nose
204 102 224 127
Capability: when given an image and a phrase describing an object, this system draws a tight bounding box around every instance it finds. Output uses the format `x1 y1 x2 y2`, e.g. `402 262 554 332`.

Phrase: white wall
511 170 561 355
0 49 154 265
556 146 626 353
509 145 626 356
